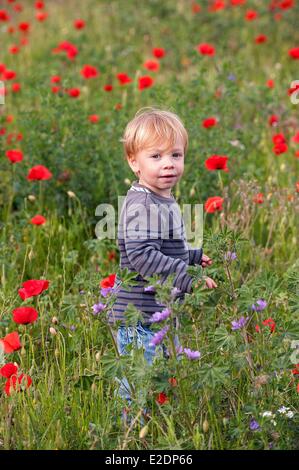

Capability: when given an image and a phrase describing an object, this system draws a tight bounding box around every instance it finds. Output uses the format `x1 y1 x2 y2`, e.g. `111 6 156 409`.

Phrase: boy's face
127 135 185 197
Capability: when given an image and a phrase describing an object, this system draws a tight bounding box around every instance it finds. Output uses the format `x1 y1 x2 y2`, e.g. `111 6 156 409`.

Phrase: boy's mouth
159 175 176 179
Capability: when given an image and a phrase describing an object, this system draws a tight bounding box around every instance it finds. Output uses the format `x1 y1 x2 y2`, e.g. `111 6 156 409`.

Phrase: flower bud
95 352 101 362
28 194 36 202
139 425 149 439
67 191 76 198
124 178 131 185
49 327 57 336
52 316 59 325
202 419 209 433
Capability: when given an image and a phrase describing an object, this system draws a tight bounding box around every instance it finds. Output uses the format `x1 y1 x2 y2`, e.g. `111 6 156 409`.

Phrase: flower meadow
0 0 299 451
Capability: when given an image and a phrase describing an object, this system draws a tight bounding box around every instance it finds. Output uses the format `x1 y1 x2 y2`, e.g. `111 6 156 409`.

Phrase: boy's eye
150 153 183 159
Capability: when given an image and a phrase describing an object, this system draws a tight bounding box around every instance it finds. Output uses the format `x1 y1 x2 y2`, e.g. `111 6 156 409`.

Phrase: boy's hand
201 254 213 268
195 276 217 289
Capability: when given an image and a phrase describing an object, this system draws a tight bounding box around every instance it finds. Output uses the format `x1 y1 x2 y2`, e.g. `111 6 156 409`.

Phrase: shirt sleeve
188 246 203 266
123 197 195 294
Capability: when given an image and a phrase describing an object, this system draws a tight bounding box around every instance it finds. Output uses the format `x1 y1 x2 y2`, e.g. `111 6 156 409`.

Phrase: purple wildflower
224 251 237 261
92 302 106 315
79 290 85 295
149 325 169 347
231 316 249 330
144 285 156 293
184 348 201 360
251 299 267 311
149 308 171 323
100 287 114 297
70 325 76 331
250 419 260 431
228 73 236 81
171 287 182 298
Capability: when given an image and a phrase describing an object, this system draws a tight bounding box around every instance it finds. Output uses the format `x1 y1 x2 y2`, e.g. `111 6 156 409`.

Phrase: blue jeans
113 321 181 404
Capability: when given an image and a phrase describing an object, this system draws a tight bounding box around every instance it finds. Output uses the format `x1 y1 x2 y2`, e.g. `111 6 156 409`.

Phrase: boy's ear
127 155 139 174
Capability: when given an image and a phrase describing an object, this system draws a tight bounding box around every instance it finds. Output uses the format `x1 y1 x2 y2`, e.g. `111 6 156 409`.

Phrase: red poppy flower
103 84 113 92
138 76 154 90
35 1 44 9
13 4 23 13
269 115 279 126
156 392 168 405
205 155 229 171
292 132 299 143
191 3 201 14
296 152 299 159
204 196 224 213
291 364 299 375
6 149 23 163
266 79 274 88
143 60 160 72
296 182 299 192
27 165 52 180
51 86 60 94
0 127 6 135
74 19 85 29
67 88 80 98
197 43 215 56
18 22 30 33
0 332 21 354
116 73 132 85
289 47 299 59
0 10 10 22
80 65 99 79
297 383 299 393
168 377 177 387
262 318 276 333
51 75 61 84
209 0 226 12
11 83 21 93
9 45 20 54
3 70 16 80
273 142 288 155
12 307 38 325
202 117 217 128
18 279 49 300
100 274 116 289
5 373 32 396
255 34 267 44
245 10 258 20
253 193 264 204
89 114 99 123
30 215 46 225
230 0 246 4
107 250 116 261
52 41 78 60
272 133 286 145
114 103 122 110
36 12 48 22
0 363 18 378
152 47 165 59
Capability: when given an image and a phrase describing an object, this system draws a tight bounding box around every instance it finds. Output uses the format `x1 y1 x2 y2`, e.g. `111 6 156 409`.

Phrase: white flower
271 419 277 426
286 411 294 419
277 406 289 415
261 411 274 418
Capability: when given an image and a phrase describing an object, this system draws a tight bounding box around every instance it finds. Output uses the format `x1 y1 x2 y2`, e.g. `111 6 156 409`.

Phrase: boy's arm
187 245 203 266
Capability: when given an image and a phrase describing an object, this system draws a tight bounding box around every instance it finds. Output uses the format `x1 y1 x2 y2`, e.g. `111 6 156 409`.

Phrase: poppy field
0 0 299 451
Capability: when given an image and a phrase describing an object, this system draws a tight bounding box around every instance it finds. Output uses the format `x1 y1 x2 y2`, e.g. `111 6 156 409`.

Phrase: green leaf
212 325 237 351
197 365 230 388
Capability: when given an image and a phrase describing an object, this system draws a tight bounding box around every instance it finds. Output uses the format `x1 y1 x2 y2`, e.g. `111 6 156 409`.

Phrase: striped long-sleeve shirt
108 180 203 325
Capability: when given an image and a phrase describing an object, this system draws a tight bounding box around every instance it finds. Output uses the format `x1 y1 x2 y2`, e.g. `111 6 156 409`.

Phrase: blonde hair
120 106 189 161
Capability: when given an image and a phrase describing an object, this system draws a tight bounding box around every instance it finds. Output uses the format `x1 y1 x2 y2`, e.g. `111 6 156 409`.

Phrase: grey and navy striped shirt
108 180 203 325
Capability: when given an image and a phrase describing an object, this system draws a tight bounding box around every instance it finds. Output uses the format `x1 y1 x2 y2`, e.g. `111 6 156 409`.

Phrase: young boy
108 107 217 403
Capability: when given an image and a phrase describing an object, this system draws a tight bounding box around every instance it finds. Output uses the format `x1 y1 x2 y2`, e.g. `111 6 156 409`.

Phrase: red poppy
296 152 299 159
143 60 160 72
35 1 44 9
5 373 32 396
138 76 154 90
80 65 99 79
205 155 229 171
12 307 38 325
100 274 116 289
156 392 168 405
30 215 46 225
191 3 201 14
18 279 49 300
269 115 279 126
262 318 276 333
273 142 288 155
52 41 78 60
3 70 16 80
0 363 18 378
51 75 61 84
0 128 6 135
6 149 23 163
74 19 85 29
204 196 224 213
152 47 165 59
116 73 132 85
27 165 52 180
103 84 113 92
67 88 80 98
0 332 21 354
197 43 215 56
168 377 177 387
297 383 299 393
9 45 20 54
291 364 299 375
107 250 116 261
245 10 258 20
292 132 299 143
36 12 48 22
114 103 122 110
209 0 226 12
51 86 60 94
266 79 274 88
0 10 10 22
18 22 30 33
295 181 299 192
255 34 267 44
289 47 299 59
253 193 264 204
231 0 246 5
202 117 217 128
89 114 99 123
12 83 21 93
272 133 286 145
13 4 23 13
